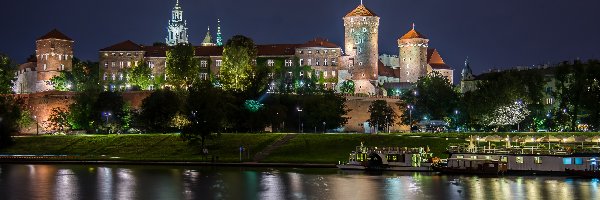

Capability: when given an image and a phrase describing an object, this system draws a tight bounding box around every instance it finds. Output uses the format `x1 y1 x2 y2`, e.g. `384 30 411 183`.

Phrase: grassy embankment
1 132 599 164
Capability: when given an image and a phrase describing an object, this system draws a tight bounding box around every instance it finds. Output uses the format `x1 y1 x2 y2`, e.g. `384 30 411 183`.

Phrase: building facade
165 0 189 46
13 29 74 94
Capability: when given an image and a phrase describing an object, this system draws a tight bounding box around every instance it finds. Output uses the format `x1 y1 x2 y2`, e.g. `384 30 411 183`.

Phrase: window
501 156 508 162
60 64 64 70
324 71 328 78
299 59 304 66
119 73 123 81
112 73 116 81
200 73 208 80
120 61 124 69
216 60 222 67
332 71 336 77
308 50 312 54
307 59 312 66
58 55 62 61
456 155 464 159
299 71 304 77
127 61 131 67
516 157 524 164
563 158 572 165
534 157 542 164
299 50 303 54
43 64 47 70
112 62 116 68
316 59 320 66
324 58 328 66
359 62 363 66
105 62 108 68
362 27 367 32
285 59 293 67
324 83 328 88
575 158 584 165
148 61 154 69
267 59 275 67
103 73 107 81
316 50 320 54
332 58 337 66
470 156 477 159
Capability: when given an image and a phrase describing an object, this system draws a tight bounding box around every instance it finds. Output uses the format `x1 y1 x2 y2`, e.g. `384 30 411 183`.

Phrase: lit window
216 60 222 67
300 71 304 77
308 50 312 54
267 59 275 67
103 73 107 80
534 157 542 164
501 156 507 162
127 61 131 67
148 61 154 69
563 158 572 165
471 156 477 159
307 59 312 66
332 58 337 66
201 60 208 68
359 62 363 66
60 64 64 70
104 62 108 68
324 71 328 78
200 73 208 80
575 158 583 165
456 155 464 159
299 51 303 54
516 157 524 164
299 59 304 66
112 74 116 81
332 71 336 77
112 62 116 68
119 73 123 80
285 59 293 67
316 59 320 66
43 64 47 70
324 59 328 66
120 61 124 68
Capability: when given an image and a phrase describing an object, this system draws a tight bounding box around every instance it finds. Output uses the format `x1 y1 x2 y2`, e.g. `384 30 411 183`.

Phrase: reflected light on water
288 172 305 199
97 167 113 200
54 169 78 200
260 171 285 199
116 168 136 199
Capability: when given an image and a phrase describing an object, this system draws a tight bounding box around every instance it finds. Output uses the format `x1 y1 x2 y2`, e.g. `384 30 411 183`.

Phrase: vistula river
0 164 598 200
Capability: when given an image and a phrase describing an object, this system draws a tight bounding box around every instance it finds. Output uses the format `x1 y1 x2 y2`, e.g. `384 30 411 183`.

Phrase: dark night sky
1 0 599 81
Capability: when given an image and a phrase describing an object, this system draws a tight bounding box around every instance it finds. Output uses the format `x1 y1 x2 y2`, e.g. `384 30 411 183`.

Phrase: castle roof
400 26 427 40
100 40 143 51
257 44 299 56
378 60 395 77
298 38 340 48
345 4 377 17
38 29 73 41
427 48 452 70
195 46 223 56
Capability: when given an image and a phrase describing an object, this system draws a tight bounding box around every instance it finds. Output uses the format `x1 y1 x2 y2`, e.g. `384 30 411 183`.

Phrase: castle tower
201 27 215 46
343 2 379 93
398 24 429 83
166 0 189 46
35 29 73 91
216 19 223 46
460 57 476 93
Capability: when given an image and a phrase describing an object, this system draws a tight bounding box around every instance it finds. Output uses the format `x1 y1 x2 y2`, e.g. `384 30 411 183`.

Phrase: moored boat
336 143 438 171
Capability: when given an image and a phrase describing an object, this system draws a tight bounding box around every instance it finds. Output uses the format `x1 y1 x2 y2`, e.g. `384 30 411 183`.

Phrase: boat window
456 155 464 159
470 156 477 159
592 158 597 166
501 156 508 162
516 157 524 164
485 156 491 160
534 157 542 164
563 158 572 165
575 158 583 165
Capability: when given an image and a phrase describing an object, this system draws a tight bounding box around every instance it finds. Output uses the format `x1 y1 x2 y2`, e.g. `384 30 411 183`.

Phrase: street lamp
407 105 414 132
103 112 112 134
297 107 303 133
323 122 326 133
34 115 39 135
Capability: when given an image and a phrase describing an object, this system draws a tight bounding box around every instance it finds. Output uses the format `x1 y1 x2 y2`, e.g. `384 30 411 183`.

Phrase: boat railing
355 146 425 154
448 145 574 155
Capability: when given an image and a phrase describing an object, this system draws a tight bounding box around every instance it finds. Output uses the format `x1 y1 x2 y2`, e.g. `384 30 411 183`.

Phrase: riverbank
1 132 598 164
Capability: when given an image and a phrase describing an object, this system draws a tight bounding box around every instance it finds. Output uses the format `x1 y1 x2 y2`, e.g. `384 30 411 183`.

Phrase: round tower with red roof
343 2 379 94
398 24 429 83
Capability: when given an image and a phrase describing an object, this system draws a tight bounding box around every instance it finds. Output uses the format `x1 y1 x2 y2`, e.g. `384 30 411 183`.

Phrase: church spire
201 26 215 46
216 19 223 46
166 0 189 46
461 57 474 81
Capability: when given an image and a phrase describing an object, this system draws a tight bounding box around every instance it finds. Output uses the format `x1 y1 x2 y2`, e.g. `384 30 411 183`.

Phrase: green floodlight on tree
244 100 264 113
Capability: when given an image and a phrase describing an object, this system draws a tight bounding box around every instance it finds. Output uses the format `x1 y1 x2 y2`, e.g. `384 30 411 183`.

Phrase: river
0 164 597 200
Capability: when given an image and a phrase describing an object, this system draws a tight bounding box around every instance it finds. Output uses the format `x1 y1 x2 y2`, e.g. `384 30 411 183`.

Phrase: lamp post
34 115 39 135
323 122 326 133
407 105 413 132
103 112 112 134
454 109 460 132
297 107 303 133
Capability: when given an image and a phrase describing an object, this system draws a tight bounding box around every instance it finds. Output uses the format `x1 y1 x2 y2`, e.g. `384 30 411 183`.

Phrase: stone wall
343 95 408 133
36 39 73 82
16 91 77 134
343 16 379 82
398 38 429 83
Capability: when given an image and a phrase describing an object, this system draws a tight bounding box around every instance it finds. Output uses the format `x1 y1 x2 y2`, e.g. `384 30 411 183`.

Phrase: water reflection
0 164 598 200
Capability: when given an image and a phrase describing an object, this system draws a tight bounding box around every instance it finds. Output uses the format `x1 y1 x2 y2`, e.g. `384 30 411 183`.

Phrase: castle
95 1 454 94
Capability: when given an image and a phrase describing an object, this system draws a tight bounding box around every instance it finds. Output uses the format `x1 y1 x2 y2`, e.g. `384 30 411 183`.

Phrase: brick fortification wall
16 91 405 134
16 91 151 134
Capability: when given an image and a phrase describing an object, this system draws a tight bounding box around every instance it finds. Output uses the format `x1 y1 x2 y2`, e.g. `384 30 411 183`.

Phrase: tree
49 72 73 91
92 91 127 133
0 96 21 147
47 107 70 132
166 43 200 89
220 35 257 92
139 89 182 133
484 101 531 130
399 72 458 125
128 61 154 90
0 54 16 94
181 82 233 148
339 80 355 94
367 100 396 132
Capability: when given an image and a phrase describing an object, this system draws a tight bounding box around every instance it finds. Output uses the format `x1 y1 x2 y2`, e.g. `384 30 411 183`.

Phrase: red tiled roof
195 46 223 56
427 48 452 70
257 44 299 56
100 40 143 51
298 38 340 48
378 60 396 77
143 45 170 57
345 4 377 17
38 29 73 41
400 28 427 40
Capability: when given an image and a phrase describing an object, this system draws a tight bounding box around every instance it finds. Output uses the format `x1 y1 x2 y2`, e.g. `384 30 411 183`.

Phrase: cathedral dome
345 4 377 17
